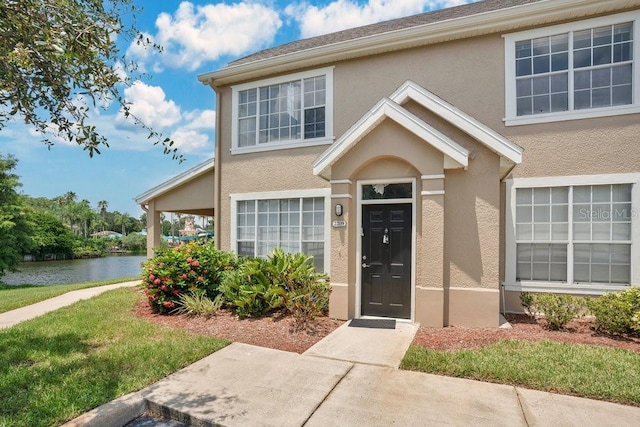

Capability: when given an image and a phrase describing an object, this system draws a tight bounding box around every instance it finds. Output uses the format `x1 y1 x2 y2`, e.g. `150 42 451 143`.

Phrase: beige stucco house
141 0 640 327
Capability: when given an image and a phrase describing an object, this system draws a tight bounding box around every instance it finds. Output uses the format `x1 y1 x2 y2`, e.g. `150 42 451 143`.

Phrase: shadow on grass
0 289 228 427
0 283 47 290
0 330 125 426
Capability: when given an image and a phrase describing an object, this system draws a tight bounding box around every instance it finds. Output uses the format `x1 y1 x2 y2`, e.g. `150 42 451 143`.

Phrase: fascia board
383 101 469 167
313 98 389 176
135 158 215 205
198 0 633 87
391 81 523 164
313 99 468 178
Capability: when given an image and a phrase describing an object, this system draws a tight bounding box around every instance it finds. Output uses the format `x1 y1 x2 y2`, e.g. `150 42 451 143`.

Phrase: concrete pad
306 365 527 427
140 342 353 427
303 321 418 367
0 281 140 330
517 387 640 427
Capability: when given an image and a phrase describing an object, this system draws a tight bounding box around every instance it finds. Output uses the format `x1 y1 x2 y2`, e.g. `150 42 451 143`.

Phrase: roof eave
135 158 215 205
313 98 469 179
197 0 633 87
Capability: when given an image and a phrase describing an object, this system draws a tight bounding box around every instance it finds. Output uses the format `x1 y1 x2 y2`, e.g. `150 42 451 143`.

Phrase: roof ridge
227 0 542 67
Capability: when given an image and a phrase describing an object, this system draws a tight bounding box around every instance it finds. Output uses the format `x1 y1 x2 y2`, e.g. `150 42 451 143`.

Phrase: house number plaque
332 220 346 228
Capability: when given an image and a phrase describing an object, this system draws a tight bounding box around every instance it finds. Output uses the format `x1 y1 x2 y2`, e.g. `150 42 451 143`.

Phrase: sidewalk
0 280 140 330
66 319 640 427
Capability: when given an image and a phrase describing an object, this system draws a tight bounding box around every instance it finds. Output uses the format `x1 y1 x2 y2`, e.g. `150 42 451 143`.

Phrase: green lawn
0 288 229 427
0 277 139 313
402 340 640 405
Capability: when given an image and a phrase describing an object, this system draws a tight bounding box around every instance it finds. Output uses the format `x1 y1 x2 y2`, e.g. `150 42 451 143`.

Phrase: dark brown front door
361 203 411 319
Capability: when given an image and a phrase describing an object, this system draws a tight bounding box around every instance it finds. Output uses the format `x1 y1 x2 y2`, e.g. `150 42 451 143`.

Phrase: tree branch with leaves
0 0 182 161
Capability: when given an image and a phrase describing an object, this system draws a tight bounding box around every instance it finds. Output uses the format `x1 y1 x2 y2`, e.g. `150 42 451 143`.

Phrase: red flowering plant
141 241 239 314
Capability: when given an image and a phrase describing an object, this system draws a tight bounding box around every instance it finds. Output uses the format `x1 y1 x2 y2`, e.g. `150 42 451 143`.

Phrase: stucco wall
211 10 639 325
153 172 215 214
216 26 640 227
215 87 330 251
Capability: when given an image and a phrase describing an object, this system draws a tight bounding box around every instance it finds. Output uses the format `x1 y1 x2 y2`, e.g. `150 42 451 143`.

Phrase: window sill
231 137 334 155
504 104 640 127
503 281 631 295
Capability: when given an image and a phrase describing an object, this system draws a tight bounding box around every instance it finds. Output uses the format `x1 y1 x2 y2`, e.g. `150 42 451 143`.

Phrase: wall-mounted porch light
335 203 343 217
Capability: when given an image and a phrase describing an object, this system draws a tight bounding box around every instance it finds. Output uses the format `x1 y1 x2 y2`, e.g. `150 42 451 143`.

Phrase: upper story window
504 11 640 126
232 68 334 153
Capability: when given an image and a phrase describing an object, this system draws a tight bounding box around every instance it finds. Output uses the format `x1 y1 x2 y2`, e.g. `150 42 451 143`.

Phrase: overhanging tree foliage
0 0 181 160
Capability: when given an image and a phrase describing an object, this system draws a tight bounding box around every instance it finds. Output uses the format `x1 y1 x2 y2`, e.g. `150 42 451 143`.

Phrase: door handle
362 263 370 268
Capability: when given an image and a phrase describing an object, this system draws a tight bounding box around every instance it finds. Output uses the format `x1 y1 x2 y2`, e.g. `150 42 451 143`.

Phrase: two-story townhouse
192 0 640 328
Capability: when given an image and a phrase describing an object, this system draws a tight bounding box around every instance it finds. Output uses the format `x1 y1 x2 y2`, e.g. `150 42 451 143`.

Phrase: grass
401 340 640 405
0 288 229 427
0 277 139 313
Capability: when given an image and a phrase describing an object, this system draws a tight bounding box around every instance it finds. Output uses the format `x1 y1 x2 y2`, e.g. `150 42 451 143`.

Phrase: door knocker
382 228 390 244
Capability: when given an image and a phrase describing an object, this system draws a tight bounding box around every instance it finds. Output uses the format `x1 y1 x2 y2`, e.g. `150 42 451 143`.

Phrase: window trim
504 173 640 294
230 188 331 272
504 11 640 126
230 67 334 154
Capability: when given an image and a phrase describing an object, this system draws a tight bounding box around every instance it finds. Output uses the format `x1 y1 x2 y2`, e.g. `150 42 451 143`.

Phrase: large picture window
232 68 333 153
507 175 639 293
234 195 327 272
505 12 640 125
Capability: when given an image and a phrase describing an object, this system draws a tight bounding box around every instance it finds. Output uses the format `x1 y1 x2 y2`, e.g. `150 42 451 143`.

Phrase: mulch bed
412 314 640 353
132 295 344 354
132 290 639 354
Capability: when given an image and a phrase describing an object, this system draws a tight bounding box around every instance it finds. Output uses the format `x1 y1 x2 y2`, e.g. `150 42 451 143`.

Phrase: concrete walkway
6 285 639 426
66 317 640 427
68 342 640 427
0 280 140 330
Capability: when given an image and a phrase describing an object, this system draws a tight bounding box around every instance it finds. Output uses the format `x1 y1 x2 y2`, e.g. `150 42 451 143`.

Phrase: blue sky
0 0 474 216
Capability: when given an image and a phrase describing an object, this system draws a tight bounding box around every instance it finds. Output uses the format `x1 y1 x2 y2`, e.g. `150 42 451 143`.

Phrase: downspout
500 161 518 317
212 81 222 250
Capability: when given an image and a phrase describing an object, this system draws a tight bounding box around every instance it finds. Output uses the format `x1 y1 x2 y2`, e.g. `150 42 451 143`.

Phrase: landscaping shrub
219 248 331 323
143 243 331 324
533 293 586 330
142 241 238 314
218 258 286 318
587 287 640 335
520 292 536 318
286 279 331 327
174 292 224 317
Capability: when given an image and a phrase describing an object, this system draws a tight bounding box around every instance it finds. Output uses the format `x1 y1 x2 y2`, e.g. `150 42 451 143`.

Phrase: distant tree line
0 153 146 277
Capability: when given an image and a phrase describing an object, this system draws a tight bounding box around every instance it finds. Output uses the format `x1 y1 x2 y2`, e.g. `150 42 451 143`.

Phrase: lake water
1 255 148 286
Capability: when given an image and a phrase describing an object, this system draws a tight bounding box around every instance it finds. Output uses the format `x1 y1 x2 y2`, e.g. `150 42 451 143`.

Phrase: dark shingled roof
228 0 544 67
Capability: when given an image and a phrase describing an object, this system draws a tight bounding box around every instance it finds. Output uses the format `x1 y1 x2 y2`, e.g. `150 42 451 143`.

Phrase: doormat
349 318 396 329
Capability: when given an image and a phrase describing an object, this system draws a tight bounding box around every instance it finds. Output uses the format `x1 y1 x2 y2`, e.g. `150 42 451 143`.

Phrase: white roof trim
390 80 523 164
313 98 469 179
135 158 215 205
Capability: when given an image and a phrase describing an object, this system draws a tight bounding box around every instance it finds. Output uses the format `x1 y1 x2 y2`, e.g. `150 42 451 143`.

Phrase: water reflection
1 255 147 286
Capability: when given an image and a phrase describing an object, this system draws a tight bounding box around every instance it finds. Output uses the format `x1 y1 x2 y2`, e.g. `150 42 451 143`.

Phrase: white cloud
159 109 216 154
129 1 282 71
285 0 477 38
169 128 211 153
182 109 216 130
117 81 181 130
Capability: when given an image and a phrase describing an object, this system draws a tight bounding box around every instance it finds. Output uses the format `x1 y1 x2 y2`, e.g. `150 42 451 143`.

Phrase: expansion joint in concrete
302 363 355 426
514 387 531 426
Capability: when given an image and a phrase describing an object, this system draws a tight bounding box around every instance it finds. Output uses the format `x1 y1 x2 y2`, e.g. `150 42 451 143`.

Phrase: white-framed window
230 189 330 272
504 11 640 126
231 68 334 154
505 174 640 294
